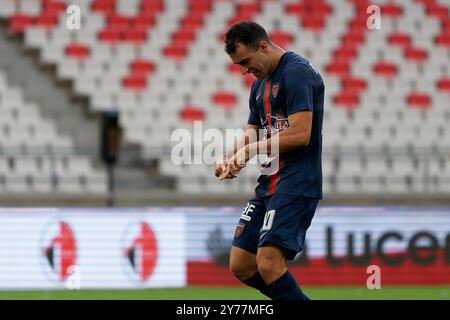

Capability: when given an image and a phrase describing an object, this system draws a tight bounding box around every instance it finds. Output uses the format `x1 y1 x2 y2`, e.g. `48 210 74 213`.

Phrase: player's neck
268 45 286 77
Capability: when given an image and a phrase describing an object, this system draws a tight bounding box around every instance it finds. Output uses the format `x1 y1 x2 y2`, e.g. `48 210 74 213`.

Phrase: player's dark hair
225 21 271 55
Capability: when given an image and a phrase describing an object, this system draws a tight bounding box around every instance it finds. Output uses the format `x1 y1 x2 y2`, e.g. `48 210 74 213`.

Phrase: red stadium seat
236 3 261 15
243 74 256 89
326 62 349 77
348 17 368 33
302 17 325 31
91 0 115 14
388 32 411 49
213 91 237 109
130 59 155 76
98 29 122 43
65 44 90 61
42 0 66 15
373 62 398 78
227 2 261 26
34 14 58 29
435 34 450 48
180 106 205 122
426 4 448 20
228 63 241 75
415 0 435 5
334 91 359 109
132 16 156 31
407 93 431 109
404 47 428 62
124 30 147 44
228 14 255 27
285 3 306 16
189 0 212 12
333 48 357 62
381 4 403 18
141 0 164 13
341 77 367 92
9 14 33 33
437 78 450 93
122 75 147 92
163 45 187 60
172 29 196 43
341 33 365 48
442 19 450 33
269 31 293 49
180 14 204 30
311 2 333 15
107 15 130 32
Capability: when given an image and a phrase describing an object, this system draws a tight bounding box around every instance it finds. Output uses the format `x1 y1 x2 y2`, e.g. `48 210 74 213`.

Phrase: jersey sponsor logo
261 114 289 138
272 83 280 98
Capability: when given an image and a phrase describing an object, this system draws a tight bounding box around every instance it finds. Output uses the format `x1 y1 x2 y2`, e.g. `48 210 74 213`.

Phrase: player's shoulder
282 55 319 75
281 53 323 83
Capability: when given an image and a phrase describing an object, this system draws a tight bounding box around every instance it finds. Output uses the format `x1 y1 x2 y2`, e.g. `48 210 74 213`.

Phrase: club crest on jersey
272 83 280 98
235 223 245 238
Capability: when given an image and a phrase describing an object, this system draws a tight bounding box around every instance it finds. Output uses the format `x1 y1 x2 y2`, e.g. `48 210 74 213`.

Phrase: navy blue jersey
247 51 324 198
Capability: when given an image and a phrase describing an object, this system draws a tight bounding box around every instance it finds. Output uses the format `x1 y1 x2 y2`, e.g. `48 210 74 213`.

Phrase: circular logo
40 220 77 283
121 221 158 284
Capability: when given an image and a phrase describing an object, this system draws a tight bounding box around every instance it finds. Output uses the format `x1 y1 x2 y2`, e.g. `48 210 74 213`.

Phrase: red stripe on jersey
264 80 279 196
264 80 272 137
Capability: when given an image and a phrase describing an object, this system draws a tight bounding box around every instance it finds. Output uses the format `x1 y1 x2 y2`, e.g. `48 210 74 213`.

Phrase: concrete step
0 26 174 193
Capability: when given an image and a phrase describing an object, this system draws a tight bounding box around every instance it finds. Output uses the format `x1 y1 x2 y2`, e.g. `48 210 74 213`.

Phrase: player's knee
229 260 255 281
256 253 285 282
256 257 276 279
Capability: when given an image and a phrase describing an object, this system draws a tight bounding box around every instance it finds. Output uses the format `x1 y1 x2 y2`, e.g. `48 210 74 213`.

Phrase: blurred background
0 0 449 299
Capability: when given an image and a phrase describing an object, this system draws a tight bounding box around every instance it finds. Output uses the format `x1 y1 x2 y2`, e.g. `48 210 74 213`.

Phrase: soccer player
214 21 324 300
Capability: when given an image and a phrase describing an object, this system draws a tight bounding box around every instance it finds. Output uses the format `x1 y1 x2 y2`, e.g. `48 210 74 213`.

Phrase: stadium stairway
0 20 175 202
0 22 97 149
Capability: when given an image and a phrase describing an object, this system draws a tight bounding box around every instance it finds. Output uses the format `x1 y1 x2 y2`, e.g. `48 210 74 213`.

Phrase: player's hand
218 163 240 181
214 153 228 178
218 147 248 181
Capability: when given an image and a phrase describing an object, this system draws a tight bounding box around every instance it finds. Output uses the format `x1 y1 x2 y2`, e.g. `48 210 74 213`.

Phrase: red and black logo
41 221 77 282
122 222 158 282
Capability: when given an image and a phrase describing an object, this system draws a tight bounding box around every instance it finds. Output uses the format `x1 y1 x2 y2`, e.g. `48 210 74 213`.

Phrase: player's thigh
231 196 266 255
258 194 319 260
229 245 257 279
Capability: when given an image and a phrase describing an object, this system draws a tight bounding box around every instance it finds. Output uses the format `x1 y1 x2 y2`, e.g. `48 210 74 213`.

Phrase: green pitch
0 286 449 300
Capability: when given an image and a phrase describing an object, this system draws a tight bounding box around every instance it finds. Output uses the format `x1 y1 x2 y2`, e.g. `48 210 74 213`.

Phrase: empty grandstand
0 0 449 205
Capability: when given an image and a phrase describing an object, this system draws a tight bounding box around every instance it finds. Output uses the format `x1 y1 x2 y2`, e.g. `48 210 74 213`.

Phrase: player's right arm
215 80 261 179
214 124 260 179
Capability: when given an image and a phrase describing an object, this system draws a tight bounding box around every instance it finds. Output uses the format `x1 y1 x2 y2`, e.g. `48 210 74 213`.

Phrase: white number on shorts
261 210 276 231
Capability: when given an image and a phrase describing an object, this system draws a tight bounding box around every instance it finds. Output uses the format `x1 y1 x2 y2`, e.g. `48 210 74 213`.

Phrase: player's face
230 42 271 79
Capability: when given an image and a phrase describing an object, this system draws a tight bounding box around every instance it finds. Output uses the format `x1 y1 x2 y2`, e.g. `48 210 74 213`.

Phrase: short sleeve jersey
247 51 324 199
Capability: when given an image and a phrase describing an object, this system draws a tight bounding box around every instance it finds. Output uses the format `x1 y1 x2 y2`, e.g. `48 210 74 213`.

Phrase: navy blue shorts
232 193 319 260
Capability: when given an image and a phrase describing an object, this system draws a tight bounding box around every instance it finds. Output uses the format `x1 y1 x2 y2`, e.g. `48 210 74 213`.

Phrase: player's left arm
254 110 312 154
